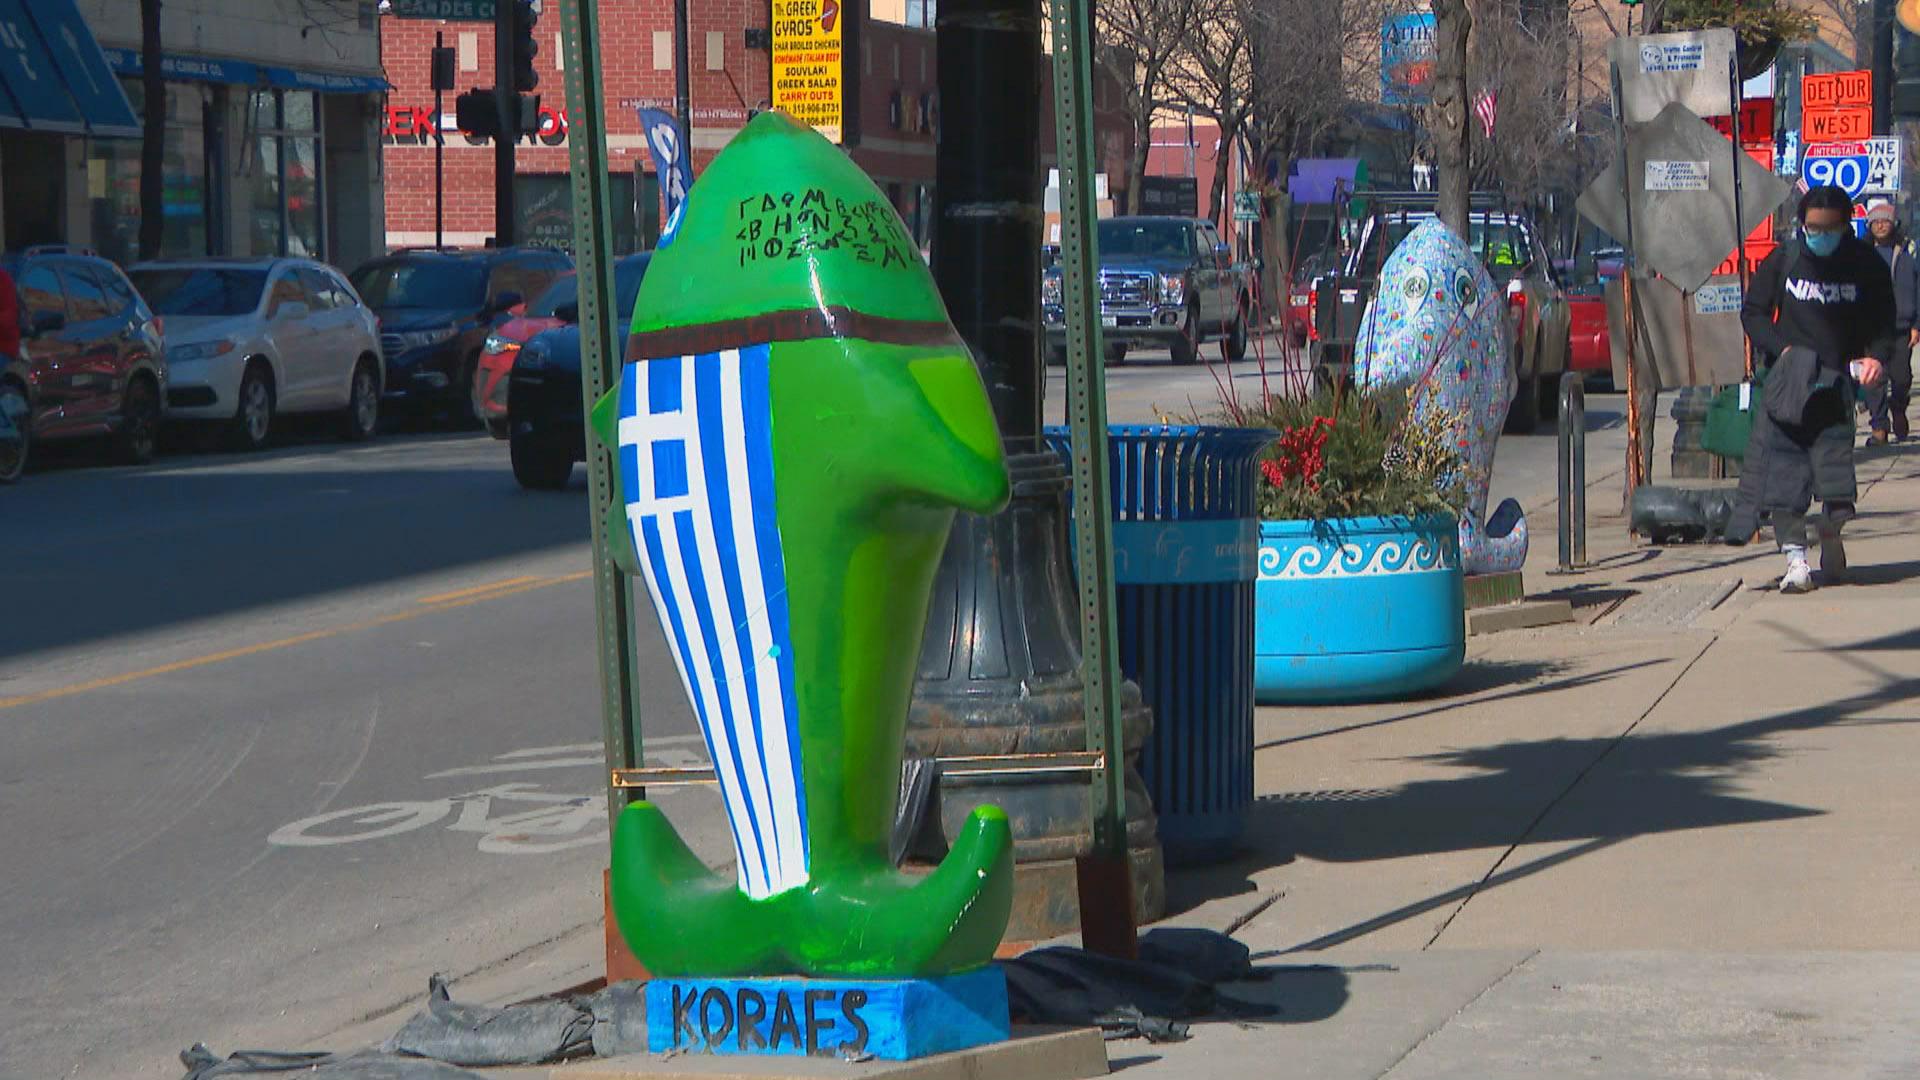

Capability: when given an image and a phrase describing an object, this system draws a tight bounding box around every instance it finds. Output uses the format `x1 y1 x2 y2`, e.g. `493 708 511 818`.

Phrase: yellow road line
0 570 594 712
416 575 541 605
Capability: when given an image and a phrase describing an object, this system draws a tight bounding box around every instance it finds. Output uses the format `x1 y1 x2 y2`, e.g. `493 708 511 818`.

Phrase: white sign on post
1609 30 1738 125
1645 159 1711 191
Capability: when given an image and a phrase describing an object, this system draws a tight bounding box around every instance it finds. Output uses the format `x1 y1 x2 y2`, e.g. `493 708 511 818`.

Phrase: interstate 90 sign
1801 138 1903 200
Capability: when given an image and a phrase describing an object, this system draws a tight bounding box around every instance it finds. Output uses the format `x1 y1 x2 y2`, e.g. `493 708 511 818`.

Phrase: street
0 353 1625 1079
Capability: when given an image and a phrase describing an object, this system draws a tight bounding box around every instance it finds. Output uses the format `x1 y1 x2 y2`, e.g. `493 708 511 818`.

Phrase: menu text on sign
772 0 845 144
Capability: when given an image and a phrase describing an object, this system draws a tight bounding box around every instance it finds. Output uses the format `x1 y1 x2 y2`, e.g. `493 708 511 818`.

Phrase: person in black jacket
1734 185 1891 594
1863 201 1918 442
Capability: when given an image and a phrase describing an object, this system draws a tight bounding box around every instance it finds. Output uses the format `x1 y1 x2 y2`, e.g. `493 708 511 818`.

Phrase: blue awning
0 0 139 137
101 47 391 95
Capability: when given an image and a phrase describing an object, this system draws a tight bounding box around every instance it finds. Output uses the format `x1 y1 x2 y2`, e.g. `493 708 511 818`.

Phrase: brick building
0 0 388 268
380 0 1133 254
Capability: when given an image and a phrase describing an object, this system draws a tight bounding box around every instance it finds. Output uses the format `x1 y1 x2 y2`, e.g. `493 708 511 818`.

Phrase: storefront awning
101 47 391 95
0 0 140 138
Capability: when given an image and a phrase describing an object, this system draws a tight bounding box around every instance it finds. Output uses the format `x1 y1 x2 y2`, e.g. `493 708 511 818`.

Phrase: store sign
771 0 844 143
383 102 569 146
1801 138 1903 198
1381 13 1435 106
389 0 497 19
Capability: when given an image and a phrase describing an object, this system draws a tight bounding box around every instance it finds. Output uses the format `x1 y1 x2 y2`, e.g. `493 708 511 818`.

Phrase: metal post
435 31 446 249
494 2 517 246
1556 371 1587 572
558 0 644 828
673 0 692 157
1611 58 1650 499
1049 0 1134 959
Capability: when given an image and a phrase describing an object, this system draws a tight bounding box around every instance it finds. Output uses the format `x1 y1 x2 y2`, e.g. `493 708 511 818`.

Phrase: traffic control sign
1801 138 1904 199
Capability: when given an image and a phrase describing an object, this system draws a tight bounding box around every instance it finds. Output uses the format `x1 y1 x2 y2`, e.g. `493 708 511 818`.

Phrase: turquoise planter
1255 515 1466 704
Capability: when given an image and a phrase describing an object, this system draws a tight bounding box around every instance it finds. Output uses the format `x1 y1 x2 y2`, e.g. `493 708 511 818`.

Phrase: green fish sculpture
591 112 1015 978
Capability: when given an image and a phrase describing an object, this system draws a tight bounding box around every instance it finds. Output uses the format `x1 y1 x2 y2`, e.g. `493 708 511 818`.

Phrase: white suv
130 258 383 449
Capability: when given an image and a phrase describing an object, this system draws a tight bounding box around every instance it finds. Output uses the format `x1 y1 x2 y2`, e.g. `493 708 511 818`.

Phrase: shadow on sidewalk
1198 665 1920 956
1253 657 1670 753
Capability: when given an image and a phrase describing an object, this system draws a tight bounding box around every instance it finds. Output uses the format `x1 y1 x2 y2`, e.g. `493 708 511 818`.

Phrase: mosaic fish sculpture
1355 218 1528 576
589 112 1015 977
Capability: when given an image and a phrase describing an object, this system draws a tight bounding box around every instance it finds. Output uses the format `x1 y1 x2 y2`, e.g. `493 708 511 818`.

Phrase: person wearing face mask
1731 185 1892 594
1863 202 1917 443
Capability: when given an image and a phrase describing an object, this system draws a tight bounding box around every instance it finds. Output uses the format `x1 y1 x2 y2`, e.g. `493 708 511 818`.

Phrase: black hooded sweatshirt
1743 233 1897 374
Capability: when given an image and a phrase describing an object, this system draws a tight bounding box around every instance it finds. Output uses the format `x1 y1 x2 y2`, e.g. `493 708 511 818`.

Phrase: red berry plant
1244 383 1466 523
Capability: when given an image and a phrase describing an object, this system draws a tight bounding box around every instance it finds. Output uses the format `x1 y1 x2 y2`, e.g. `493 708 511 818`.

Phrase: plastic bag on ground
997 927 1281 1041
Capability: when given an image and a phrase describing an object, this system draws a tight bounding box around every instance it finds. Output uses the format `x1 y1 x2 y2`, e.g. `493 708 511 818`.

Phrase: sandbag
180 1046 486 1080
578 981 648 1059
379 974 593 1067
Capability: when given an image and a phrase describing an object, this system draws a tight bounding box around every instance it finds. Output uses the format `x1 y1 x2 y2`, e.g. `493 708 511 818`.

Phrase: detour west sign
772 0 844 144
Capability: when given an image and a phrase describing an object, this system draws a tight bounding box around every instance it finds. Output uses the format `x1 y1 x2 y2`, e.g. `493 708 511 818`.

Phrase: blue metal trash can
1045 424 1275 865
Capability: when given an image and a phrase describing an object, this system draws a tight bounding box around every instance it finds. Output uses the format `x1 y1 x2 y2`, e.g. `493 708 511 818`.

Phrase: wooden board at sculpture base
550 1025 1110 1080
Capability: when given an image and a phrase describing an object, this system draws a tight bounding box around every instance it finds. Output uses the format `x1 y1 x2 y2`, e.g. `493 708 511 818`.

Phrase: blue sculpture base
645 967 1010 1061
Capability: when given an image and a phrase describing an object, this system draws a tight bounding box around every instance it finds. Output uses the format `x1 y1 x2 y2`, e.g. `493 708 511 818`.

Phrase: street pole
435 31 446 249
494 1 517 246
1874 0 1895 135
673 0 692 160
908 0 1155 958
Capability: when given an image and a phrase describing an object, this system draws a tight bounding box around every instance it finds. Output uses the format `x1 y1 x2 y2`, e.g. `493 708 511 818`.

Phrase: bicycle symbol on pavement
268 736 711 856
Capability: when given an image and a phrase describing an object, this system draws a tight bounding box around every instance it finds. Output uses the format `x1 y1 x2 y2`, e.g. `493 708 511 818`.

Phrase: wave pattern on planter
1255 516 1467 704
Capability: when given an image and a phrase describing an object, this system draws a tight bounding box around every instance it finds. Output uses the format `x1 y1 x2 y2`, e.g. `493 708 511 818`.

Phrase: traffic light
510 0 539 93
455 89 500 139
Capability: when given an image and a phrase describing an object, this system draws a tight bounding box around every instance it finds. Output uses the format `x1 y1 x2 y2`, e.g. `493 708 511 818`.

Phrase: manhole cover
1604 579 1740 629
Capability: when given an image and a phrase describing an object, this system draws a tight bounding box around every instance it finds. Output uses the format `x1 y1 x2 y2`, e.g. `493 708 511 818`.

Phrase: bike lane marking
0 570 593 713
268 738 717 855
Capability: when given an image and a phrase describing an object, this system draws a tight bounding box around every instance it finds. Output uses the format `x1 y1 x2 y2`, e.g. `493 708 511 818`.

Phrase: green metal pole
1049 0 1134 956
558 0 644 828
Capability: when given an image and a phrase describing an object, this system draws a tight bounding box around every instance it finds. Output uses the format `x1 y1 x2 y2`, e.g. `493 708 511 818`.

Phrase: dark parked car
1042 216 1255 366
507 253 653 490
348 247 571 424
0 246 167 480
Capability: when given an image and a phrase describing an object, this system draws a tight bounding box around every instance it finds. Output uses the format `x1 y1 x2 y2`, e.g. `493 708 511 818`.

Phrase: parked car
1310 193 1572 432
1564 273 1613 381
130 258 383 448
348 247 571 425
1286 250 1338 346
476 271 585 439
0 246 166 477
1042 216 1255 365
507 253 653 490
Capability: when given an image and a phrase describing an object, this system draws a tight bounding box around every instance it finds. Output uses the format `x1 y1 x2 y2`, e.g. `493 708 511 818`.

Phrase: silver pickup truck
1043 216 1255 365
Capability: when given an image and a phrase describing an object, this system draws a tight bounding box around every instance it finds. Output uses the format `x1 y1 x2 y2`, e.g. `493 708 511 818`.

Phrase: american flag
619 345 810 900
1475 89 1499 139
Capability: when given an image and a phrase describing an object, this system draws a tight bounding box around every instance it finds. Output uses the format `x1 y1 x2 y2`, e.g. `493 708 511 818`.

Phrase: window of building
87 79 215 265
905 0 936 28
248 89 324 258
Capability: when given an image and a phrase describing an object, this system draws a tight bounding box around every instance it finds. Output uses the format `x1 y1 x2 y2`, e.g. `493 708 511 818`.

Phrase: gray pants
1775 500 1855 550
1867 342 1915 435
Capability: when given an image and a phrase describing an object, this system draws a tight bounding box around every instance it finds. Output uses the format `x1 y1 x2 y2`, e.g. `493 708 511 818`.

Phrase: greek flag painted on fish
618 344 809 899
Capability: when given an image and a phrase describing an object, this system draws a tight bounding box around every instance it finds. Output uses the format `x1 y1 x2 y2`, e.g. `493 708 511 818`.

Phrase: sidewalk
1120 432 1920 1076
302 416 1920 1079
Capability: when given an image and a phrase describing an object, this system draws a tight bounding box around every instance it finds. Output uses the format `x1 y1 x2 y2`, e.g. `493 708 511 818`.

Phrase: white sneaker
1780 557 1816 594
